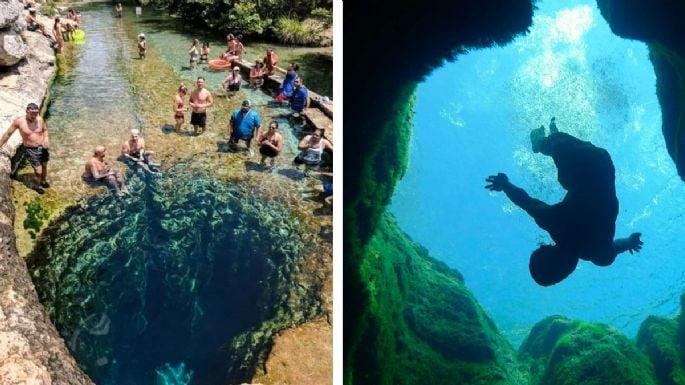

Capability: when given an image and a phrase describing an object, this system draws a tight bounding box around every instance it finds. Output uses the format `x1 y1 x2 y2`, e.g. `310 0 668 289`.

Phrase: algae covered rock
520 316 657 385
637 316 685 385
353 214 525 385
27 165 321 385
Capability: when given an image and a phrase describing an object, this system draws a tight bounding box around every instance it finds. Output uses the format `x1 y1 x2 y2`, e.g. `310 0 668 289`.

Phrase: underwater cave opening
27 163 307 385
390 0 685 346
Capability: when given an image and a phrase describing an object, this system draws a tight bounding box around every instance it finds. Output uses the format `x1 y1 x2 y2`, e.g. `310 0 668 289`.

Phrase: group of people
24 6 82 54
172 75 331 175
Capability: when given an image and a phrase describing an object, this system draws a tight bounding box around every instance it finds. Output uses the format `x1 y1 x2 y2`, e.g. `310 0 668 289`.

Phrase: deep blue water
391 0 685 345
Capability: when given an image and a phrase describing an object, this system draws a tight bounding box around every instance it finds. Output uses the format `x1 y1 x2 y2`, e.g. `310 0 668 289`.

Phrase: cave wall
344 0 685 383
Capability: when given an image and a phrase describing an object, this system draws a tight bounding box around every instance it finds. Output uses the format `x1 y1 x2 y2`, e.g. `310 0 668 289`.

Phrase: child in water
138 33 147 59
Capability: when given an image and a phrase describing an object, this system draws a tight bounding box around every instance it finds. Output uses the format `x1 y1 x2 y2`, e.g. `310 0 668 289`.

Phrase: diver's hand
627 232 643 254
485 173 509 192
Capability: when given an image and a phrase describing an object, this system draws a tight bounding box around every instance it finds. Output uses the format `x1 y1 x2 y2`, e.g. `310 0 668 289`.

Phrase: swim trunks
190 112 206 128
228 83 240 91
25 146 49 166
259 145 278 158
27 24 39 32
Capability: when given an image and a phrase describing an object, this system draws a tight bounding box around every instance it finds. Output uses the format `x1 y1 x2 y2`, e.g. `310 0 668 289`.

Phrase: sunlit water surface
391 0 685 345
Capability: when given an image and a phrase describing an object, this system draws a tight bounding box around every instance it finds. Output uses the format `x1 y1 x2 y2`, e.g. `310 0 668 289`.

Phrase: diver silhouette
485 118 643 286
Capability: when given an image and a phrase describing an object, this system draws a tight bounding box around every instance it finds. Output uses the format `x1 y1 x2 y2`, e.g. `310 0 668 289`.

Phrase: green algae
23 198 50 239
353 214 526 385
27 163 323 384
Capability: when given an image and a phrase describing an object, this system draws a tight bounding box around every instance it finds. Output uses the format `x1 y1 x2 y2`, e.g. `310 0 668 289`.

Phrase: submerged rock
27 165 321 385
520 316 657 385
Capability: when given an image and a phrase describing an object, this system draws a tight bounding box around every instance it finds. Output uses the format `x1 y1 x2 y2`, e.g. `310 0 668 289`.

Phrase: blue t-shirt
290 86 309 113
279 71 297 97
231 109 261 140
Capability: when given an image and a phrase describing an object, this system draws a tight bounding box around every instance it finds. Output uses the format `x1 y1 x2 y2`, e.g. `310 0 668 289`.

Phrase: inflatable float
207 55 239 71
73 29 85 44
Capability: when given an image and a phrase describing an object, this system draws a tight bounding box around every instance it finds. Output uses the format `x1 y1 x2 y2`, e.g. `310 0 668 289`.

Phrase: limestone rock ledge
0 2 94 384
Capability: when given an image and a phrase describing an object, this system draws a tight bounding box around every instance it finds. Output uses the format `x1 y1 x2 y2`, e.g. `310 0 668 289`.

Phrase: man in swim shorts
229 100 261 156
121 129 159 173
189 77 213 135
0 103 51 194
83 146 128 195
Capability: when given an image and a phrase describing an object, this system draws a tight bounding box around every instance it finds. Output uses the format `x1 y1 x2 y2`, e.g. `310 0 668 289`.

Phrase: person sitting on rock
257 120 283 170
263 48 279 76
121 129 159 173
275 63 299 102
25 9 50 39
485 117 644 286
83 146 128 195
250 60 265 89
289 77 309 115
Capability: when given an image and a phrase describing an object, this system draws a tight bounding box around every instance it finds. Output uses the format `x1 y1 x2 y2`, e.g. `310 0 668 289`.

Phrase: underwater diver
485 118 644 286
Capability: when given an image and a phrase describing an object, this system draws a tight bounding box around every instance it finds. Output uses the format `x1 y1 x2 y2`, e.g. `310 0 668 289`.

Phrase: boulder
0 0 23 29
0 30 28 66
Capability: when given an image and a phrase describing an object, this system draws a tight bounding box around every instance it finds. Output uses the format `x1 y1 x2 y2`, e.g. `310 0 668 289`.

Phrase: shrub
273 17 326 46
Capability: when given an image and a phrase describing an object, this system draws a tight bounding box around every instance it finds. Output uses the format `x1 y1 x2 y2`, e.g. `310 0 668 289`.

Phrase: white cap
138 33 145 38
233 66 240 71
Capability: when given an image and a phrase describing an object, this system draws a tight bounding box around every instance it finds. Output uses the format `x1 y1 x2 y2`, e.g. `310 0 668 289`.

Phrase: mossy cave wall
344 0 685 384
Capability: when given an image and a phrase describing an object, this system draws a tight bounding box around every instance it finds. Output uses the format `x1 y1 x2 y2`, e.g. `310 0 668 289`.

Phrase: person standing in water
0 103 51 194
199 42 210 64
188 39 200 69
53 17 64 54
222 67 242 94
173 84 187 132
189 77 213 135
257 120 283 170
294 128 332 176
228 100 261 156
485 117 644 286
137 33 147 59
115 3 123 18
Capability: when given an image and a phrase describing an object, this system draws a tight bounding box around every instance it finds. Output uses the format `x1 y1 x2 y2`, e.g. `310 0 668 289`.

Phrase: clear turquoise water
391 0 685 345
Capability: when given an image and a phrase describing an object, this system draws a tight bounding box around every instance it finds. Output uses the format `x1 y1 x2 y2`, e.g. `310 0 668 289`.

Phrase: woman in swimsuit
188 39 200 69
173 84 187 131
294 128 333 176
250 60 265 89
199 42 210 63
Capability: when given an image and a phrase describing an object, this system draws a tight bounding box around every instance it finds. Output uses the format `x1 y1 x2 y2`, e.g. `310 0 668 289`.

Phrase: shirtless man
173 84 187 132
25 9 51 40
121 129 159 173
53 17 64 53
83 146 128 195
0 103 50 194
189 77 213 135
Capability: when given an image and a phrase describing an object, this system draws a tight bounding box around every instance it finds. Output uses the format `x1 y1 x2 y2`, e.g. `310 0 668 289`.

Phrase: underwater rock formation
27 165 322 385
519 316 656 385
352 214 526 385
343 0 535 382
596 0 685 181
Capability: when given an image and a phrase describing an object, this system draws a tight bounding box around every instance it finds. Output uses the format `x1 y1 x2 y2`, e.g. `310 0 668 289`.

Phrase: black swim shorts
190 112 207 128
228 83 240 91
25 146 49 166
